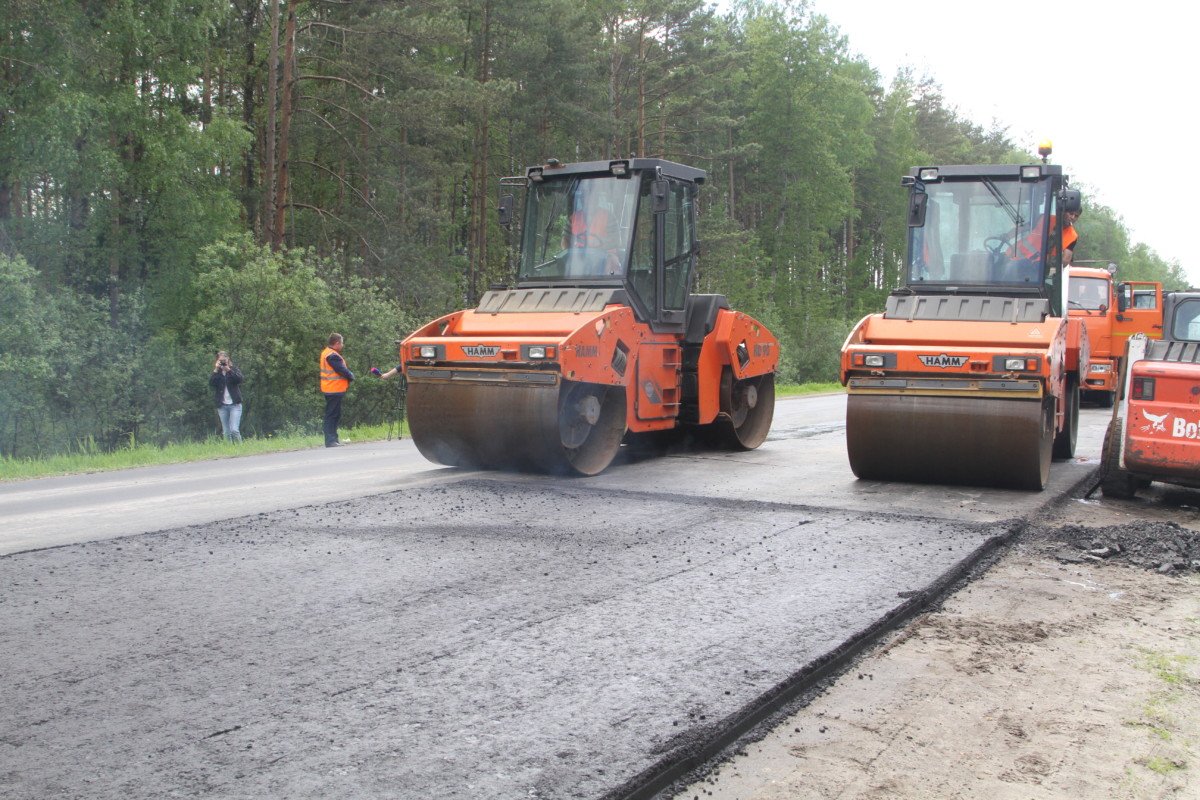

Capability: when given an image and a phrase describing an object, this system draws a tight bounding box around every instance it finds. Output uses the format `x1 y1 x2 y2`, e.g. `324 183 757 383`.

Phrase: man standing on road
320 333 354 447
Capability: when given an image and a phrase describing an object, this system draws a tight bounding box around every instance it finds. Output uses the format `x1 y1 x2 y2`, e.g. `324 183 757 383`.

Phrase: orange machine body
841 307 1078 432
402 301 778 435
1103 292 1200 497
1122 358 1200 484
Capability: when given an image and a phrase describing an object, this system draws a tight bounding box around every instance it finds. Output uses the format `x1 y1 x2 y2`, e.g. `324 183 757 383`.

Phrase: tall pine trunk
263 0 280 245
241 1 259 234
467 0 491 304
271 0 298 249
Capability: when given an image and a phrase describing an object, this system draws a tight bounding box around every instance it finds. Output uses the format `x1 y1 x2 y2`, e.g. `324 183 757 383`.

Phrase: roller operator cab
1066 263 1163 408
840 160 1089 490
1101 292 1200 498
400 158 779 476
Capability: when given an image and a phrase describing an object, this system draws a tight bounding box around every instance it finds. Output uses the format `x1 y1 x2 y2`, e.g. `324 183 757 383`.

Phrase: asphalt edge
607 464 1102 800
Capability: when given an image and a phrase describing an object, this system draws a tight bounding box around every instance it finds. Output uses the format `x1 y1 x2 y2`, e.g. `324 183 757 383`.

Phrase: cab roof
527 158 706 184
908 164 1064 179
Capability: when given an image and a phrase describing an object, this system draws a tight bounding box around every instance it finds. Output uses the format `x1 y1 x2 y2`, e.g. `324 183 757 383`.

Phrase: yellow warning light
1037 140 1053 158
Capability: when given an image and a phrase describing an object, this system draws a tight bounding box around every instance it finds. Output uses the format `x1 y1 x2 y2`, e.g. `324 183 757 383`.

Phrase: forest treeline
0 0 1187 458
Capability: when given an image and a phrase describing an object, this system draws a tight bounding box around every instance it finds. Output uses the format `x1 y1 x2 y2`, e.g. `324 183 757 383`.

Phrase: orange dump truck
1066 262 1163 407
399 158 778 475
840 158 1088 490
1101 291 1200 498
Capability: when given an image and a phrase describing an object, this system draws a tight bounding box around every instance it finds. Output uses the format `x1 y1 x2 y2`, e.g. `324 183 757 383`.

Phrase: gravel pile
1047 522 1200 574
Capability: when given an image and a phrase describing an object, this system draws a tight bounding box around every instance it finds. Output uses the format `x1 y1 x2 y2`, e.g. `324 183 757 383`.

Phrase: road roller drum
846 394 1053 490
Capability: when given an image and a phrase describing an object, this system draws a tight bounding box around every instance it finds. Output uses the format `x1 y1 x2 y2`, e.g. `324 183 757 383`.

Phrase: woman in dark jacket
209 350 244 442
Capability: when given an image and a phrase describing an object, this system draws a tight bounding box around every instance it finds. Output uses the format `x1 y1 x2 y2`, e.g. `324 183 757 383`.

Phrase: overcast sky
805 0 1197 283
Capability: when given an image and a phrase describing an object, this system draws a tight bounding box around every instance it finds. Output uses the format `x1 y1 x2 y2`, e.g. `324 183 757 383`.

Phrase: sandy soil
673 487 1200 799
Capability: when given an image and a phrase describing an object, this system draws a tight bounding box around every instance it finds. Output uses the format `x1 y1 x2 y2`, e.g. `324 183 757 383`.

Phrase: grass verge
0 421 408 483
777 381 843 398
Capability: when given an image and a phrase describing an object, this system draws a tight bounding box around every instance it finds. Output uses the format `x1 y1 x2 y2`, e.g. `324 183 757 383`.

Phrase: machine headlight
521 344 556 360
993 355 1039 372
852 352 895 368
918 168 939 181
418 345 438 359
1089 363 1112 373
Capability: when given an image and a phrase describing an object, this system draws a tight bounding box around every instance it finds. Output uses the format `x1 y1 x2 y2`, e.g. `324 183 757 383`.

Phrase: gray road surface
0 395 1103 555
0 396 1109 799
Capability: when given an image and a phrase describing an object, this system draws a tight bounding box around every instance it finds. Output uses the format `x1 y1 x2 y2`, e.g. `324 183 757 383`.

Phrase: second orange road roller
840 154 1089 490
399 158 778 475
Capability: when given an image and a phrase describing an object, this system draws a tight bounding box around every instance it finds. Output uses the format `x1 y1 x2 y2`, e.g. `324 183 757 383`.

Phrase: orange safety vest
569 209 611 245
320 347 349 394
1010 214 1074 261
1062 223 1078 251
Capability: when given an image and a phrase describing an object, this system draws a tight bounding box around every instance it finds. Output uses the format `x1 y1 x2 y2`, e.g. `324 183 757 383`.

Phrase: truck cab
1067 263 1162 406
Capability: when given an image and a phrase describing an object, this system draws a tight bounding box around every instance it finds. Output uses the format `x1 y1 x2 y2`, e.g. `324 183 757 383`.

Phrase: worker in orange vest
568 207 611 248
1061 206 1080 266
560 194 621 276
320 332 355 447
1005 197 1082 279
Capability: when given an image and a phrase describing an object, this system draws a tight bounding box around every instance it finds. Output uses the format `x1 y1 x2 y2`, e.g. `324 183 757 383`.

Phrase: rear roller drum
846 394 1053 490
702 371 776 450
557 381 627 475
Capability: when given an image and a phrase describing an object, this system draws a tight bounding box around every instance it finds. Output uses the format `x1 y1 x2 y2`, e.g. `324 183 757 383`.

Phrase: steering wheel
573 231 604 248
983 235 1008 256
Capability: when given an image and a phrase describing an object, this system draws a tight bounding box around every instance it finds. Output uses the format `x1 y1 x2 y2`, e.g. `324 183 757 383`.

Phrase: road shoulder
676 514 1200 799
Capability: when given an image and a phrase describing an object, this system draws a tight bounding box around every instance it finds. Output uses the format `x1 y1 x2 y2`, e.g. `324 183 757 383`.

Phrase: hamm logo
918 354 969 368
462 345 501 358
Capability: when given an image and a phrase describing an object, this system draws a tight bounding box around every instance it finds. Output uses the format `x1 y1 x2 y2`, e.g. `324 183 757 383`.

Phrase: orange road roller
840 155 1088 490
400 158 778 475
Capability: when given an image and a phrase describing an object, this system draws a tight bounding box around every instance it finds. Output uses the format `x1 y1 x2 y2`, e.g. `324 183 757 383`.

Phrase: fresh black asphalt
0 478 1007 799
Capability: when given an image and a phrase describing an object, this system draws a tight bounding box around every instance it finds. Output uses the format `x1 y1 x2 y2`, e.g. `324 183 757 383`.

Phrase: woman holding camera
209 350 244 443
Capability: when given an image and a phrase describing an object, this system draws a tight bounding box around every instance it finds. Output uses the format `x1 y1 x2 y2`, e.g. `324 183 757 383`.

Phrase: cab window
628 181 657 310
662 181 694 310
1171 299 1200 341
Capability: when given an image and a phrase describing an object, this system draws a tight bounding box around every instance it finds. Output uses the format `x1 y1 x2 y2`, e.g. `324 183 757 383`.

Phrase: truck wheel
1099 420 1137 499
1052 375 1079 460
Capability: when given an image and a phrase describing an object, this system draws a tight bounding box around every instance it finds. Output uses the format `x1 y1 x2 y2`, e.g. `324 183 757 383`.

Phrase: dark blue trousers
323 393 344 446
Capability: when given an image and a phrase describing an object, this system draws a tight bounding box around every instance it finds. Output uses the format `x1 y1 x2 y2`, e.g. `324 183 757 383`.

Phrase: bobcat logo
1141 411 1169 433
